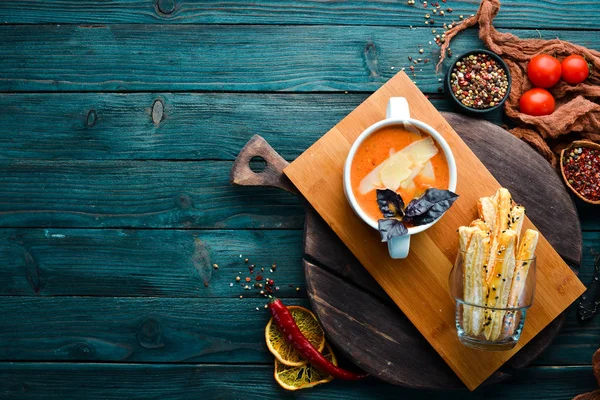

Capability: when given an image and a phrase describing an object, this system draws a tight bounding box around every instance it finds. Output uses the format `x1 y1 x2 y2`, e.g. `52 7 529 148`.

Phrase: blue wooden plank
0 297 307 363
0 223 591 284
0 295 593 365
533 306 600 367
0 228 594 297
0 0 597 30
578 201 600 231
0 363 596 399
2 26 600 92
0 228 304 297
0 94 484 161
0 228 593 365
0 160 303 229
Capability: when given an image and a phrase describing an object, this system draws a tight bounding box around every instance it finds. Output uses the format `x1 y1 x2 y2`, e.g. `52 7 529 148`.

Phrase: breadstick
509 205 526 245
468 231 488 336
486 188 513 284
459 226 480 334
502 229 539 337
470 219 490 234
477 196 497 231
483 230 517 341
458 226 478 252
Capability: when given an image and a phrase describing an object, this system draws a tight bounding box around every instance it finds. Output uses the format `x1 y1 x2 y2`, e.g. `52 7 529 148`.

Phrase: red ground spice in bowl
561 141 600 204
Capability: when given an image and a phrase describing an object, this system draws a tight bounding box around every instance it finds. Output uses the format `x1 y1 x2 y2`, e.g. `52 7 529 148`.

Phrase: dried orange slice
274 342 337 391
265 306 325 367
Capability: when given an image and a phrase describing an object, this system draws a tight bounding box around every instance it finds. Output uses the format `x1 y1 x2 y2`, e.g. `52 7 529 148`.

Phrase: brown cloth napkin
438 0 600 167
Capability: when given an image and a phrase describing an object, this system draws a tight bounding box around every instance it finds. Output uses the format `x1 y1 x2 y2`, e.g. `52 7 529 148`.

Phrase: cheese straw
483 230 517 341
468 231 488 336
457 187 539 343
510 206 526 245
485 188 512 284
459 227 477 334
502 229 539 337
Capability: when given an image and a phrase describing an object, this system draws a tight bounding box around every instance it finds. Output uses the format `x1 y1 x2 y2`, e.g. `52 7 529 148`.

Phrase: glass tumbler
448 250 536 351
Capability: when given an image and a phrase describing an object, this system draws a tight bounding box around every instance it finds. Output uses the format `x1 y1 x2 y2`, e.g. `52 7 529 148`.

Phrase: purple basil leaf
404 201 454 225
378 219 408 242
376 189 405 218
404 188 459 218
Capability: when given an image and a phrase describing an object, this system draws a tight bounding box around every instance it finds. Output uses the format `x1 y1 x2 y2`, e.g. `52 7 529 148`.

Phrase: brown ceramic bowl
560 140 600 205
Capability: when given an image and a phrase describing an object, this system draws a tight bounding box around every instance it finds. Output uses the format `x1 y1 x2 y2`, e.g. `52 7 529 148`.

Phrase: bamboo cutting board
283 72 586 390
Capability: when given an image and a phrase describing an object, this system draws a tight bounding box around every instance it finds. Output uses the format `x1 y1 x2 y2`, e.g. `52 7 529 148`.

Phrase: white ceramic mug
343 97 457 259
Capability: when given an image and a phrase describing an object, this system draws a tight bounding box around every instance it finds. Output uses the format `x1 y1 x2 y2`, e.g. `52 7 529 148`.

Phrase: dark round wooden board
230 112 582 390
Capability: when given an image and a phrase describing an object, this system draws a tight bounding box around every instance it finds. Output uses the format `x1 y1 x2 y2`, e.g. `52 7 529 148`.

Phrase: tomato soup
350 125 450 221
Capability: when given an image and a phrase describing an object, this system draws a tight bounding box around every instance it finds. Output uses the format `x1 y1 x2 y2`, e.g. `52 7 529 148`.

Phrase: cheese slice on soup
380 154 412 191
359 137 438 194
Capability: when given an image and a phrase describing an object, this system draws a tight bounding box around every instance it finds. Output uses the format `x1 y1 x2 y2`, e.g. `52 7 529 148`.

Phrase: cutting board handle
230 135 299 194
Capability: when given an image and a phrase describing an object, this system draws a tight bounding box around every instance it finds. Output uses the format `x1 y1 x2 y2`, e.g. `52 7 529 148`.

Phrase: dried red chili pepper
268 298 368 381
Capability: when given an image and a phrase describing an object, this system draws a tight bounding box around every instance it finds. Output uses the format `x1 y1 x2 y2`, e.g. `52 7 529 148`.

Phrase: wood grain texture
304 207 389 300
305 216 570 373
3 26 600 92
534 306 600 367
578 201 600 231
0 227 596 366
305 260 472 389
0 0 598 29
284 72 586 390
299 110 580 387
0 160 302 229
0 297 307 362
0 93 497 161
0 228 303 297
230 135 298 194
0 363 597 400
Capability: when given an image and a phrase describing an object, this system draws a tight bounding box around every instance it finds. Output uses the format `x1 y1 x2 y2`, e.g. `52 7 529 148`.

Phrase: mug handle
386 97 410 119
386 96 411 259
388 235 410 259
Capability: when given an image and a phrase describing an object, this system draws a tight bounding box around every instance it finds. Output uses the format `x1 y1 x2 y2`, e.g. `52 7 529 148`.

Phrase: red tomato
527 54 561 88
519 88 555 116
561 55 589 85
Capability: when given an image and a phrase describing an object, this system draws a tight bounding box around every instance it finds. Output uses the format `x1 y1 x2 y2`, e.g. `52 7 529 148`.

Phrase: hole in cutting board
249 156 267 173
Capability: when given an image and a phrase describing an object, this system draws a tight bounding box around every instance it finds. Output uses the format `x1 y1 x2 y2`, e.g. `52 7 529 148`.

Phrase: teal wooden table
1 1 599 398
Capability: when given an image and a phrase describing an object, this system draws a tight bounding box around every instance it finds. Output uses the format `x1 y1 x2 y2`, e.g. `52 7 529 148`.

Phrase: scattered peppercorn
450 53 509 109
563 147 600 201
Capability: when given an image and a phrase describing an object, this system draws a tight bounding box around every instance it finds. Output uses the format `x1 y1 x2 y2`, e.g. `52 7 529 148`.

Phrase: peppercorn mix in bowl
561 140 600 204
445 49 511 113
